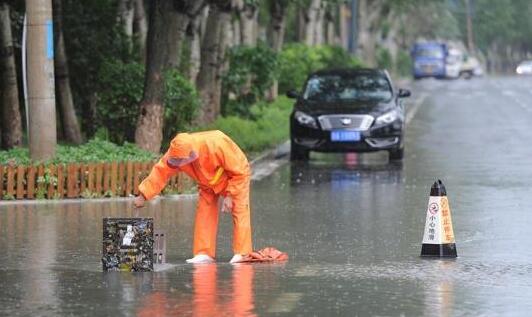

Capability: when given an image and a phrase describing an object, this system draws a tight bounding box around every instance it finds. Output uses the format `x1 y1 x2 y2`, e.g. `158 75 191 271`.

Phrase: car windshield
415 48 444 59
303 74 393 102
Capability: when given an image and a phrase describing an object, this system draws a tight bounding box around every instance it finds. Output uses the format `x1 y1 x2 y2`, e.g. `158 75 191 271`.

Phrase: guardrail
0 162 191 200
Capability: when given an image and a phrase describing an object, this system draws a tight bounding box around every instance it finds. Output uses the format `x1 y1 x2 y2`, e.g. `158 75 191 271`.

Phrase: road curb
250 140 290 166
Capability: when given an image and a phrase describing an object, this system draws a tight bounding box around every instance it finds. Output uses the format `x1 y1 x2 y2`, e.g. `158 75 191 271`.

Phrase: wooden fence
0 161 193 200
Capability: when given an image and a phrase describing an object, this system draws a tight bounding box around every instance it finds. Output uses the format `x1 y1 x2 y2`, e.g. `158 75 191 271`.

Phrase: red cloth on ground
240 247 288 263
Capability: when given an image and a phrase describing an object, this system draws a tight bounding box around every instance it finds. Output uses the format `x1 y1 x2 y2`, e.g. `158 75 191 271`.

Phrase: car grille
318 114 374 131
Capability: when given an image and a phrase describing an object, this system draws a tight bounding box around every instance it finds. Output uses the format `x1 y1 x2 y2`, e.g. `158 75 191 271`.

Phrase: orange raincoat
138 130 252 258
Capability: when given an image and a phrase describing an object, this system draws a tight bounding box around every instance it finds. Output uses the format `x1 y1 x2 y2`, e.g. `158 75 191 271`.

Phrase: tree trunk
26 0 57 161
231 17 241 46
87 93 98 136
0 2 23 149
297 6 306 43
200 6 209 40
239 2 258 46
134 0 148 63
167 0 206 69
301 0 321 46
53 0 82 144
135 0 206 153
167 10 189 68
338 3 349 49
313 1 324 46
266 0 287 101
187 16 202 82
117 0 134 38
135 0 174 153
357 0 382 66
380 11 400 70
196 1 231 125
325 8 336 45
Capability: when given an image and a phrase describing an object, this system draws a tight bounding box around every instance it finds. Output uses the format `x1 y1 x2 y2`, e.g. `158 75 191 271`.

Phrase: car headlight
376 110 399 125
294 111 318 128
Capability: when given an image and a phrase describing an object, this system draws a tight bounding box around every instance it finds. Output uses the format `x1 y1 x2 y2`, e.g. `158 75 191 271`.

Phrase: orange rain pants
138 130 252 258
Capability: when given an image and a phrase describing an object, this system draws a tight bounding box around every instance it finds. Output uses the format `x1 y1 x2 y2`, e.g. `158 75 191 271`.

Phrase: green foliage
2 194 15 201
222 43 279 116
36 168 58 199
163 69 201 144
452 0 532 52
62 0 136 136
0 147 28 165
396 1 461 47
376 47 393 71
96 60 200 144
244 0 262 6
206 96 293 153
395 50 412 77
0 138 157 165
278 44 364 93
81 189 101 199
97 60 145 144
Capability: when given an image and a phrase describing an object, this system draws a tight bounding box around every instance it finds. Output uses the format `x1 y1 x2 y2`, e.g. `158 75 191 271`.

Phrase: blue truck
411 42 448 79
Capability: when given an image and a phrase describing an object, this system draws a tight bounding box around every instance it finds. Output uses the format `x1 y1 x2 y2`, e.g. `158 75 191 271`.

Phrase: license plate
331 130 360 142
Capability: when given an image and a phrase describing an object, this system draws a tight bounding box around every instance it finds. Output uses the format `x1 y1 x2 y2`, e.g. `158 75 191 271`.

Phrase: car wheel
389 148 404 161
290 142 309 161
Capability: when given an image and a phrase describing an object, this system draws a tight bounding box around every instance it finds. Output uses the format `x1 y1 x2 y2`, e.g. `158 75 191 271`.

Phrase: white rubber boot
186 254 215 264
229 254 244 264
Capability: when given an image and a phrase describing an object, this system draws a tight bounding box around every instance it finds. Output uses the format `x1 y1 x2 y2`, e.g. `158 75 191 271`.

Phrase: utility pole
26 0 57 160
465 0 474 52
348 0 358 54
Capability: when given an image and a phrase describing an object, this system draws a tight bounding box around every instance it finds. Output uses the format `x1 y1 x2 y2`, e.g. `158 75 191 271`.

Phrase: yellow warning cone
420 180 457 257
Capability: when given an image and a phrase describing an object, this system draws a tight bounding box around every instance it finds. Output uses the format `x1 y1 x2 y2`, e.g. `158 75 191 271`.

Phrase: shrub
278 43 324 93
1 96 293 165
396 50 412 77
376 47 393 71
97 60 145 144
61 0 136 137
163 69 200 144
0 138 157 165
278 44 364 94
317 45 364 69
206 96 293 153
222 43 279 116
96 60 200 144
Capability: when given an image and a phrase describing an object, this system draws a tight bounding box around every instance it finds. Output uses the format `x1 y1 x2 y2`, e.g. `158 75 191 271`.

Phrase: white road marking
251 158 288 181
406 93 428 124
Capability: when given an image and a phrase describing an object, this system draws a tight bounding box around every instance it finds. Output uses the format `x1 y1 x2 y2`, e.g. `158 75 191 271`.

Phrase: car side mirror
286 90 300 99
398 89 411 98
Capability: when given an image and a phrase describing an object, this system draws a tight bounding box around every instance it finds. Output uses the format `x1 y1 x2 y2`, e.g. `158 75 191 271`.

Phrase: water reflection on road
3 77 532 315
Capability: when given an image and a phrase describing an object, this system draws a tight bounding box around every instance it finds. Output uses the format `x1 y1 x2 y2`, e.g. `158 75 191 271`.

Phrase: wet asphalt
2 76 532 316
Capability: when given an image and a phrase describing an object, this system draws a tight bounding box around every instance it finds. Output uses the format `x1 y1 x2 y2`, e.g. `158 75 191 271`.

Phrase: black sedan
287 68 411 161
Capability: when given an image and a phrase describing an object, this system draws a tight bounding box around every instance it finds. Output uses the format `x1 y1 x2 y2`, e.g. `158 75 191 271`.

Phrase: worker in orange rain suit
133 130 252 264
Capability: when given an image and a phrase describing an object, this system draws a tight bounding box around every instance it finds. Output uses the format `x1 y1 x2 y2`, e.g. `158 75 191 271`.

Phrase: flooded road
2 76 532 316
